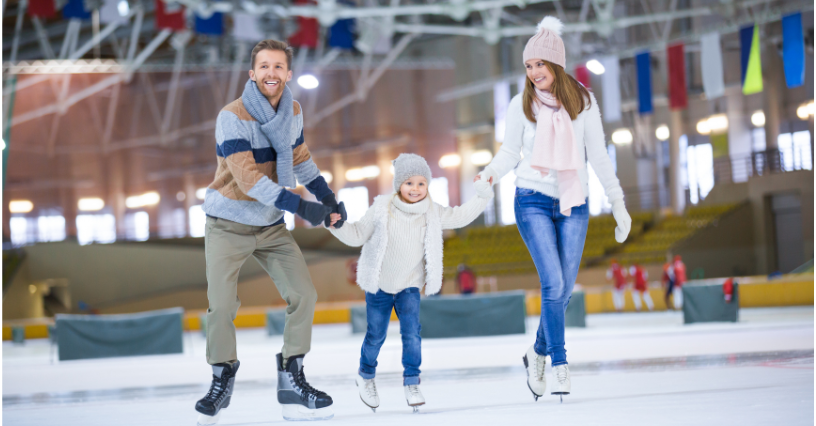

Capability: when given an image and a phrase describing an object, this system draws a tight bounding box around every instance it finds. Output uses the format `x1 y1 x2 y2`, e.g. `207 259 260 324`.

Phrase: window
37 215 66 242
587 164 611 216
76 214 116 245
189 205 206 237
429 177 450 207
125 211 150 241
338 186 369 223
752 128 766 152
10 217 36 246
686 143 714 204
499 171 515 225
778 130 813 171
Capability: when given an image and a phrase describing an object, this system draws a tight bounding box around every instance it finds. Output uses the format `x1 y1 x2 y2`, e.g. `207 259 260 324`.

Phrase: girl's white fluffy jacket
330 194 491 296
484 92 624 203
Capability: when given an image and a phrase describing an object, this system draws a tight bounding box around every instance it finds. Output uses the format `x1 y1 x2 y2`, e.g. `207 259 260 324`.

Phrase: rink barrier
683 283 739 323
419 291 527 338
4 274 812 339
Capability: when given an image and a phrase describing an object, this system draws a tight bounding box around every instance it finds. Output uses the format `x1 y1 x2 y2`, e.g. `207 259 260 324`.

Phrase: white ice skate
196 412 220 426
551 364 571 403
355 374 380 412
404 384 425 413
522 345 547 401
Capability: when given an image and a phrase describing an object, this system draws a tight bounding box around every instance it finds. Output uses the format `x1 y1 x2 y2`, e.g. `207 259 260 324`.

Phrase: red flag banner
288 0 319 48
155 0 186 31
667 43 688 110
574 65 590 88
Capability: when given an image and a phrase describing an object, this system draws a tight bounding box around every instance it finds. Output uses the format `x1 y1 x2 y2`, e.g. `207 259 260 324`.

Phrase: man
606 259 626 312
195 39 345 425
628 263 654 311
455 263 476 295
671 255 687 309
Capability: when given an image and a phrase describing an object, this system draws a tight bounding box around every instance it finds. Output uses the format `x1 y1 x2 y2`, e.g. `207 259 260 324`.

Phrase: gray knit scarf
241 79 296 188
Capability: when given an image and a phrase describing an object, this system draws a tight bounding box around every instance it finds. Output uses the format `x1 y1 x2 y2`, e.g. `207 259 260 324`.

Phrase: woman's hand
473 167 497 184
611 200 631 243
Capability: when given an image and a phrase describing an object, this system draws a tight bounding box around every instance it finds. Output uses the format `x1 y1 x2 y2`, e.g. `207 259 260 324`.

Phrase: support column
376 145 392 197
762 43 783 153
668 109 685 215
332 152 346 194
726 87 752 182
183 173 196 237
108 151 126 239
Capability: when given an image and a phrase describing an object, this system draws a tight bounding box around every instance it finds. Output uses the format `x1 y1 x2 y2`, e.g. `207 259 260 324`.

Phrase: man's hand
321 193 347 228
296 199 332 227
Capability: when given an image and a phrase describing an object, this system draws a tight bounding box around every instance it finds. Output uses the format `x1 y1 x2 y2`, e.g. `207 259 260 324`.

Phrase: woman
476 16 631 401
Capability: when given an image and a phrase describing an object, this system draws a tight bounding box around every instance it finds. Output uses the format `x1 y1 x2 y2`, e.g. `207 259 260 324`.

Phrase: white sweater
330 193 492 295
486 92 624 203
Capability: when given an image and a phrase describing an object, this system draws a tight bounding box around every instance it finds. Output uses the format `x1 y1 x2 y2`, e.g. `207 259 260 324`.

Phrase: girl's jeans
514 188 588 366
358 288 422 385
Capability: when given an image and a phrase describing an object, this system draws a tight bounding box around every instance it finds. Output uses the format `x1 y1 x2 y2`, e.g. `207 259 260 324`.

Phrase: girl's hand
473 174 494 184
328 213 341 227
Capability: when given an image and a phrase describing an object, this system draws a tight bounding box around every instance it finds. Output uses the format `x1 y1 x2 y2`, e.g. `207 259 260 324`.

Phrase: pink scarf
530 88 585 216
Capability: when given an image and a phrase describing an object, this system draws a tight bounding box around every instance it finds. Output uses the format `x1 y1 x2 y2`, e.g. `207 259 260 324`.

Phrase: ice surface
3 307 813 425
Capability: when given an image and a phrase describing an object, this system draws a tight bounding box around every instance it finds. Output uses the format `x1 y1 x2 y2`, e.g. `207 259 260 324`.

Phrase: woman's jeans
359 288 422 385
514 188 588 366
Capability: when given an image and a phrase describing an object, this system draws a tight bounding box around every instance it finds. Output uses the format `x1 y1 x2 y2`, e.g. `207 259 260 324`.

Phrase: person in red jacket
606 259 627 312
456 264 477 295
629 263 654 311
671 255 687 309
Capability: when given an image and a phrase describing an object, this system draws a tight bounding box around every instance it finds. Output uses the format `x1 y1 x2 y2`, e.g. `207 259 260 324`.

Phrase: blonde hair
522 60 591 122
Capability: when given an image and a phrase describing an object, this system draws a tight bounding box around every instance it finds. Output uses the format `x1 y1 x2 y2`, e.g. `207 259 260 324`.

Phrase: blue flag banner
62 0 91 19
782 12 805 88
739 25 754 85
636 51 653 115
195 11 224 35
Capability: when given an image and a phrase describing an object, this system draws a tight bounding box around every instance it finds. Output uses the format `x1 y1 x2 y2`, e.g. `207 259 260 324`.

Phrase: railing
713 149 785 184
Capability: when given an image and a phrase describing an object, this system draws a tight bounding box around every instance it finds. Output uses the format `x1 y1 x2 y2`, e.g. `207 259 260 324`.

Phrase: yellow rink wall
4 275 812 340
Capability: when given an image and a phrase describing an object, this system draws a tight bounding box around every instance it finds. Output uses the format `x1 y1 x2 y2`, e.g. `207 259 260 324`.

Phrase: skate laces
296 367 327 399
407 385 420 396
554 365 569 383
534 354 546 380
204 374 228 402
363 379 378 398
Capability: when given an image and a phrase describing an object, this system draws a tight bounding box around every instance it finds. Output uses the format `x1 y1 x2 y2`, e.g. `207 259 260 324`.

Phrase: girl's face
399 176 428 204
525 59 554 92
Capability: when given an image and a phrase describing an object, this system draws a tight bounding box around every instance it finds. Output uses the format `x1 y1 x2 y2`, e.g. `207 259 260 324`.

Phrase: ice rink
4 307 813 426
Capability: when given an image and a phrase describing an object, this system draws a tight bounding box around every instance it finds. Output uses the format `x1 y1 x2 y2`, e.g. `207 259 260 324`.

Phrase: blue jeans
359 288 422 385
514 188 588 366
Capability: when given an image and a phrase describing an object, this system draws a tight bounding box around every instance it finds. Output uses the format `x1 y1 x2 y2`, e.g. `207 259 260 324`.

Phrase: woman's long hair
522 61 591 122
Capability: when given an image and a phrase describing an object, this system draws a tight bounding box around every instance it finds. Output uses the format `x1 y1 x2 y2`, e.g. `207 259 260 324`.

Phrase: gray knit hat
392 153 432 192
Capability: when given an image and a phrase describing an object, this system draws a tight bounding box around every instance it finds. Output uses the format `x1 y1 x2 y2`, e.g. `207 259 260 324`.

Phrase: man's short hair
250 39 294 71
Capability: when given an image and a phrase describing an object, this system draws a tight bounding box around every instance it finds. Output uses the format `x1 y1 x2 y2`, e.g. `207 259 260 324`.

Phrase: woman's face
525 59 554 92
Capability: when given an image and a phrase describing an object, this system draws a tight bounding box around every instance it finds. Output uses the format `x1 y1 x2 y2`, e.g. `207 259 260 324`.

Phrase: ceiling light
797 101 814 120
78 198 105 212
751 111 765 127
438 153 462 168
585 59 605 75
176 191 186 201
471 150 493 166
611 129 633 145
696 119 711 135
655 125 670 141
297 74 319 90
126 192 160 208
9 200 33 214
707 114 728 132
345 165 380 181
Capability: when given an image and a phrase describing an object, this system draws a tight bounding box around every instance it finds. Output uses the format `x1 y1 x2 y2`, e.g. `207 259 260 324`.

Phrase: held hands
473 179 494 198
296 199 332 227
320 193 347 229
473 167 497 185
611 199 632 243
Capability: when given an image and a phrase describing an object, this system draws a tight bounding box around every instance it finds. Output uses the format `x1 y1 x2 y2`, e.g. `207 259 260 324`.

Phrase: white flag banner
233 12 265 42
633 113 652 157
701 32 725 99
600 55 621 123
494 81 511 142
99 0 125 24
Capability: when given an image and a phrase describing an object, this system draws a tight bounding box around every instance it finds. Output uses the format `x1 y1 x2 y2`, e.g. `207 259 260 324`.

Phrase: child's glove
320 193 347 228
474 179 494 199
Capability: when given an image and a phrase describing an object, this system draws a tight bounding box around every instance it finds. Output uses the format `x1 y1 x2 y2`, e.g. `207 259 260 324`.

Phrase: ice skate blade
196 412 220 426
412 406 419 413
526 382 543 400
281 404 334 421
358 395 379 411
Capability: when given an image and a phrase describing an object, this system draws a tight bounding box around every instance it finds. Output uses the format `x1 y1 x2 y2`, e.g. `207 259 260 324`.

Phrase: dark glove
296 199 332 227
321 193 347 228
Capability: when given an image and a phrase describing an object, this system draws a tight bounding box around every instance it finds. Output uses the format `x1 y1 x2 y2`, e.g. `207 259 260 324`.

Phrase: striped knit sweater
203 98 332 226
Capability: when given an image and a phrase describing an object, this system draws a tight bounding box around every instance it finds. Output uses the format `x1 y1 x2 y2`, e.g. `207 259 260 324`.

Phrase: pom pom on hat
536 16 563 36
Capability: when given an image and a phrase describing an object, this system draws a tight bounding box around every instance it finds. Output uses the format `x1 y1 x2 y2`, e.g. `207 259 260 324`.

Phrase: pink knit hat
523 16 566 68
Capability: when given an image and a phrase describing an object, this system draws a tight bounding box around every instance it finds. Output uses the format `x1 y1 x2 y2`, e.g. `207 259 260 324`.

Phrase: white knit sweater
330 193 492 295
485 92 624 203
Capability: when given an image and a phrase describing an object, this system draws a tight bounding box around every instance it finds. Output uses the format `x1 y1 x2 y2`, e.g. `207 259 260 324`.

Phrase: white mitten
474 179 494 199
611 199 632 243
477 167 499 186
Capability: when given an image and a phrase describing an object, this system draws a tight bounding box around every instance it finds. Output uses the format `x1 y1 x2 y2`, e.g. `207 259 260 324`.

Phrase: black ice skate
195 361 240 426
276 353 334 421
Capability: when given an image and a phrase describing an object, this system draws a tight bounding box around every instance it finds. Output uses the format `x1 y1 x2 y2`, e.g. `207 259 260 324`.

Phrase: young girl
476 16 632 401
329 153 493 411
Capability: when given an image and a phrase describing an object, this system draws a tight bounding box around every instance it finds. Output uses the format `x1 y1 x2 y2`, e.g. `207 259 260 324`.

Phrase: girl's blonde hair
522 60 591 122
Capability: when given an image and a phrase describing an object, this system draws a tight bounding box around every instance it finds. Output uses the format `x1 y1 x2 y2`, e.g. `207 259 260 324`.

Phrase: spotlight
78 198 105 212
611 129 633 145
297 74 319 90
751 111 765 127
438 154 462 168
9 200 33 213
585 59 605 75
470 150 493 166
655 125 670 141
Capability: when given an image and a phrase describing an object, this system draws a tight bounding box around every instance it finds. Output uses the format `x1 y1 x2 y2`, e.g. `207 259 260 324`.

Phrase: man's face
249 49 292 100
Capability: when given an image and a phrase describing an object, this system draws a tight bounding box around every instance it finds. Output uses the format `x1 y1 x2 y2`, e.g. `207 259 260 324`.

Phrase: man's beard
255 78 285 101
